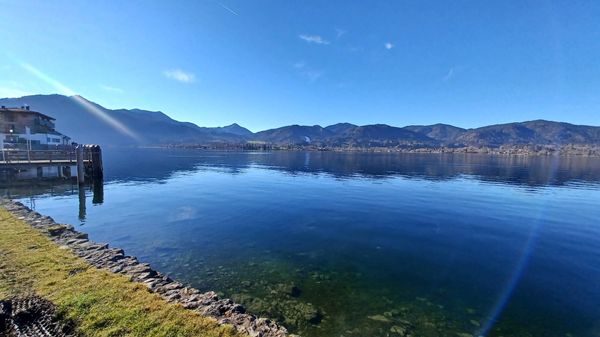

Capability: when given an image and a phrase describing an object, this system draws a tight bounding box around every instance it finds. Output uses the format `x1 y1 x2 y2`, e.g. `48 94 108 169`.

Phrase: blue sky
0 0 599 131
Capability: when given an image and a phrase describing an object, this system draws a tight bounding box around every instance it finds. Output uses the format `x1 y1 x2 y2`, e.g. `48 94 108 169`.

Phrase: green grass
0 208 243 337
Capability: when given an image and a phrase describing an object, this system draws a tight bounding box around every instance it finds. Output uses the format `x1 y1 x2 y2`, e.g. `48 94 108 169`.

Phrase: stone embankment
0 199 291 337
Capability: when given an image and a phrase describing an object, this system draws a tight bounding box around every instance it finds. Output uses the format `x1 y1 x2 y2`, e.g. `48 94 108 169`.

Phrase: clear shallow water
3 149 600 337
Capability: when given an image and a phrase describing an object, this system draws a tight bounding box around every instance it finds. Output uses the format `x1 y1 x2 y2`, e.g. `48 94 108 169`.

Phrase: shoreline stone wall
0 199 291 337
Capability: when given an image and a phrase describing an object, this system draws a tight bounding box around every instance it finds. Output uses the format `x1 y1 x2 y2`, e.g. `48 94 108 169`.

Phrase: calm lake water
3 149 600 337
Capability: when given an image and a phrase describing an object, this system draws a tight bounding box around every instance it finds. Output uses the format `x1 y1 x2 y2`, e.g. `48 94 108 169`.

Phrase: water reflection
78 185 86 221
92 180 104 204
103 149 600 187
2 180 104 222
3 149 599 201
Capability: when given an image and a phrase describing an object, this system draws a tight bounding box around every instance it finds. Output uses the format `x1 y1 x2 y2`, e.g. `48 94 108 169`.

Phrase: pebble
367 314 391 322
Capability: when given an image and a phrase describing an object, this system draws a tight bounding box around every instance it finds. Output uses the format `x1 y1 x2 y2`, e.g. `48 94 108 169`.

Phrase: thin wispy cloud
100 84 124 93
299 34 330 45
385 42 394 50
293 61 322 82
335 28 346 39
443 67 455 81
293 61 306 69
214 1 239 16
442 66 466 82
163 69 196 83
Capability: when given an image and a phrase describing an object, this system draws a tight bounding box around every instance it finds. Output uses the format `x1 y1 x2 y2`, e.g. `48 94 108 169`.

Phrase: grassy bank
0 208 241 337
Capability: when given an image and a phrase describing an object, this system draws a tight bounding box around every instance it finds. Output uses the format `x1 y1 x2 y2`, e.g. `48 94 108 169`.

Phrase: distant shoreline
155 144 600 157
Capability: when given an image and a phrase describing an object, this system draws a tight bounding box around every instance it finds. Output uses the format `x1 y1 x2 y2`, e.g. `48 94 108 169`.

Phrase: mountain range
1 94 599 149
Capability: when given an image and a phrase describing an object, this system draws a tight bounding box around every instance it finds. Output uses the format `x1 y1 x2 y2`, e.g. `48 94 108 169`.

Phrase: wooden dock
1 149 79 164
0 145 103 184
1 159 83 165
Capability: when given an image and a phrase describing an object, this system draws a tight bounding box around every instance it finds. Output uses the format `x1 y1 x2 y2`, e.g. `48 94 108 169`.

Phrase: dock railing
0 148 82 164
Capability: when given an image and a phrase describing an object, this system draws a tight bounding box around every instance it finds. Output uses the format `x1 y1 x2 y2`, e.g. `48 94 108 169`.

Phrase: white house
0 105 71 150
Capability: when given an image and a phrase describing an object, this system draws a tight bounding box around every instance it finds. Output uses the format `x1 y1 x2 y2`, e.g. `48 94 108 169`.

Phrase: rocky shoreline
0 199 291 337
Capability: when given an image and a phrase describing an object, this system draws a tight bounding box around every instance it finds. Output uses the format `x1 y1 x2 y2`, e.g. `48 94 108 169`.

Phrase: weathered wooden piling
89 145 103 181
76 145 85 185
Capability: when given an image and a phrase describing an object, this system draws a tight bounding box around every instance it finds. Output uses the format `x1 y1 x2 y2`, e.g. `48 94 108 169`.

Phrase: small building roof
0 107 56 120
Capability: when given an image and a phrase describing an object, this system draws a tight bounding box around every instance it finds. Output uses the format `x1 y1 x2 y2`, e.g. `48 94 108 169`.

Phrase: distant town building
0 105 71 149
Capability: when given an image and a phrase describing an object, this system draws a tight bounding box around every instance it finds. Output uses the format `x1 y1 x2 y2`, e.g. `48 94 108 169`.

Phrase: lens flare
477 156 560 336
18 61 140 142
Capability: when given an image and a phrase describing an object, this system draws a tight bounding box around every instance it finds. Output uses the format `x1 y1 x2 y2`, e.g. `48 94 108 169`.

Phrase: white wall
13 165 75 180
7 133 63 145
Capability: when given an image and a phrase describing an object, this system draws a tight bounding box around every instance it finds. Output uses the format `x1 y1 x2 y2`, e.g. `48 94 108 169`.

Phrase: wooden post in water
90 145 104 181
92 179 104 204
78 184 86 221
76 145 85 185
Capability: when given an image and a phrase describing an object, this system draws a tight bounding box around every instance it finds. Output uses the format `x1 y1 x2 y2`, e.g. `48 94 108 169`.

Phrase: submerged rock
238 281 324 332
390 325 407 336
289 285 302 298
367 314 391 323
